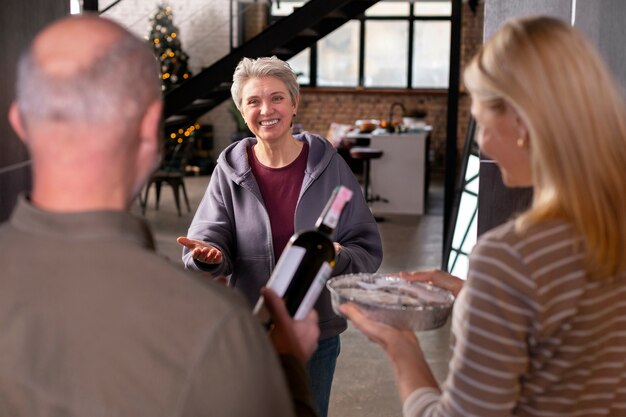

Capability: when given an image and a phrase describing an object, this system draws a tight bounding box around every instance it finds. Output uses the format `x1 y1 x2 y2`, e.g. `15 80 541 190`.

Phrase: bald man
0 15 317 417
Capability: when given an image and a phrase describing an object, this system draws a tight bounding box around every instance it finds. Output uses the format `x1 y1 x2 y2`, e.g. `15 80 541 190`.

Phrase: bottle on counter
254 185 354 323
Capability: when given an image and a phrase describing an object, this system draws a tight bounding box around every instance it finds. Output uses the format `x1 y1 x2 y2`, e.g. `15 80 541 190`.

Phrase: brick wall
458 2 484 163
297 89 448 164
242 2 269 41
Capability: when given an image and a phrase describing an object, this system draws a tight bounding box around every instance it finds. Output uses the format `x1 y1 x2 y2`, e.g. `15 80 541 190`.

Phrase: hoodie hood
217 133 336 186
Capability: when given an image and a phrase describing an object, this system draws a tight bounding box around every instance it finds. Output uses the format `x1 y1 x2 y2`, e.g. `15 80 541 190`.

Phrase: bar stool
349 146 386 214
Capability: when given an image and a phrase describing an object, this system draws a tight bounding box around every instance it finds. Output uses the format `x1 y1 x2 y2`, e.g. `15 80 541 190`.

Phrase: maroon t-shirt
248 143 309 260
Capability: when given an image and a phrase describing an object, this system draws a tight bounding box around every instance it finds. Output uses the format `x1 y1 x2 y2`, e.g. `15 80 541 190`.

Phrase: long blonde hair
464 16 626 279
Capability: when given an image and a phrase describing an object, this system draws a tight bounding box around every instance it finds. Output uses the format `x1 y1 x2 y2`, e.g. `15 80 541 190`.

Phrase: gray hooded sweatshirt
183 133 382 339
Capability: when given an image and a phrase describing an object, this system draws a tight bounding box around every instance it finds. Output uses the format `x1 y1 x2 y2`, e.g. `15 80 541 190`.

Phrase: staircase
163 0 380 131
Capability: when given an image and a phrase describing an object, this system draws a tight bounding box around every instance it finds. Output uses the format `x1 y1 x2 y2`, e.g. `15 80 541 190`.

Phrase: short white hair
231 56 299 111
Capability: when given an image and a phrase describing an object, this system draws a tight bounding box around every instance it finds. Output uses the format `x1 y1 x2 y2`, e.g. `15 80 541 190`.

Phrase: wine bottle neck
316 223 334 236
315 186 354 235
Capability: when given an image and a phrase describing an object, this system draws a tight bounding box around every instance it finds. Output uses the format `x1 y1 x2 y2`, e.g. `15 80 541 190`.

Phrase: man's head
9 15 163 211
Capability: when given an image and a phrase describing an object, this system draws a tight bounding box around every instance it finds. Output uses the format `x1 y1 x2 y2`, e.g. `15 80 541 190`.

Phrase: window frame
277 2 452 90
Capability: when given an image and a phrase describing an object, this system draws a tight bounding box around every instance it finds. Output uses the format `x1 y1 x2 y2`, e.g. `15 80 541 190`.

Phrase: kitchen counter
365 129 430 215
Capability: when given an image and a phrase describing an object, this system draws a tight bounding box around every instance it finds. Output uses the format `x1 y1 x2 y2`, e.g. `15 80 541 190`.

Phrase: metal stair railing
164 0 380 121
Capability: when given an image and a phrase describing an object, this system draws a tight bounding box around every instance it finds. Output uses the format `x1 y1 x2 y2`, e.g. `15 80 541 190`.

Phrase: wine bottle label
265 245 306 297
321 186 354 230
293 262 333 320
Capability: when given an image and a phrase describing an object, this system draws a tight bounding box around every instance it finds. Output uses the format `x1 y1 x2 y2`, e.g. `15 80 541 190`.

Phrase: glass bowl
327 273 455 331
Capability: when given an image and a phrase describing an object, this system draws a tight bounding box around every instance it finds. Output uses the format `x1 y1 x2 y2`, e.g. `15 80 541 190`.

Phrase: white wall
103 0 231 72
102 0 239 153
484 0 626 93
574 0 626 93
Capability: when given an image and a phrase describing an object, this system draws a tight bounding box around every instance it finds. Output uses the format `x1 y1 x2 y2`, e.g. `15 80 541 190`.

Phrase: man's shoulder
135 250 249 313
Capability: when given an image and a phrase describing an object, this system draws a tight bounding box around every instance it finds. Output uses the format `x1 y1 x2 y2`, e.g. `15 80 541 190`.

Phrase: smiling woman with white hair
178 56 383 417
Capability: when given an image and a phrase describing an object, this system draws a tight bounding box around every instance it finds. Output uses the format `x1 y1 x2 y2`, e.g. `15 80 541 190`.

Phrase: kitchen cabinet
369 129 429 215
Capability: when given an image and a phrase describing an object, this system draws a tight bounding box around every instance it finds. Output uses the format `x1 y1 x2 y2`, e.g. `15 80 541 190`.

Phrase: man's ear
139 99 163 155
8 102 28 142
131 100 163 197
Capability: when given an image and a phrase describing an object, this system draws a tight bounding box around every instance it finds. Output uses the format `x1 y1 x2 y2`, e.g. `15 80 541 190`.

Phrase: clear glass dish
327 273 455 331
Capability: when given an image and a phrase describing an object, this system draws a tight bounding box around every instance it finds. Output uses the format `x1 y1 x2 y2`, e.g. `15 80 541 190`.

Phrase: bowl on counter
355 119 379 133
327 273 455 331
402 117 427 131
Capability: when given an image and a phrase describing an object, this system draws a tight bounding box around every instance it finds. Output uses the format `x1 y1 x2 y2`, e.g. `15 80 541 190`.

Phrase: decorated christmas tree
147 4 192 92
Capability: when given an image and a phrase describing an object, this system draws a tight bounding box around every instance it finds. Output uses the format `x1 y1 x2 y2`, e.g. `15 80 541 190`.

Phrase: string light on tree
169 123 201 144
147 3 192 92
147 4 197 154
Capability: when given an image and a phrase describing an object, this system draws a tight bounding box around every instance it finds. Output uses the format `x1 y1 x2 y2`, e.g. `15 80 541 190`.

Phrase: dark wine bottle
254 185 353 322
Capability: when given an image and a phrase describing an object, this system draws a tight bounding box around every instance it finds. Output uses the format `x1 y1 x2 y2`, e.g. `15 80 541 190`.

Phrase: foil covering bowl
327 273 455 331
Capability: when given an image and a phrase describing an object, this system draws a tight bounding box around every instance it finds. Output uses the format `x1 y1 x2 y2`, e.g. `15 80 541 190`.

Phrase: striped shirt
405 219 626 417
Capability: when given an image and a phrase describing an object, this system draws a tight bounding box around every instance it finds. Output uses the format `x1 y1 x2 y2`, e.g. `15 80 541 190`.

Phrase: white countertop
346 126 432 139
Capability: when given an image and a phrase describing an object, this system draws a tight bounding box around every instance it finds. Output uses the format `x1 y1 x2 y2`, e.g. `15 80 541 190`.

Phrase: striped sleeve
405 221 626 417
405 229 536 417
404 387 442 416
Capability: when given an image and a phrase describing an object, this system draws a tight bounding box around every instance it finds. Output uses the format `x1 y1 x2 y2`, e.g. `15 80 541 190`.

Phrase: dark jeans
306 335 341 417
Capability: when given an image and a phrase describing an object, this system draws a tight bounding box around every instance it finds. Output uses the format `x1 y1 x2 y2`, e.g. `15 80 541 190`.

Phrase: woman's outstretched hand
177 236 223 265
400 269 464 297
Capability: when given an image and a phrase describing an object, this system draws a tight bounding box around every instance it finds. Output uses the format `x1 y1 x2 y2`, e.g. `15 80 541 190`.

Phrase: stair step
164 0 382 119
176 99 215 116
215 82 232 92
325 10 349 20
164 115 193 131
187 98 214 109
271 47 293 56
192 98 213 105
298 28 319 37
165 115 188 124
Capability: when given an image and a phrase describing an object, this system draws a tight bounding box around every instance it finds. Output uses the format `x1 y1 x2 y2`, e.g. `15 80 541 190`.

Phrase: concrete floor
133 174 451 417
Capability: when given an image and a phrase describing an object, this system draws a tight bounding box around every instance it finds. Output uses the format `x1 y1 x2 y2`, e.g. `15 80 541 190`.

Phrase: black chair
141 136 195 217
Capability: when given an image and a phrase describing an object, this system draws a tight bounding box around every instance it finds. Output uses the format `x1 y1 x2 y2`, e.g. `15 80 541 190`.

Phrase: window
366 2 409 16
271 1 307 16
288 48 311 85
412 21 451 88
414 1 452 16
280 0 452 89
447 151 478 278
317 22 359 87
364 21 408 87
70 0 80 14
446 120 479 280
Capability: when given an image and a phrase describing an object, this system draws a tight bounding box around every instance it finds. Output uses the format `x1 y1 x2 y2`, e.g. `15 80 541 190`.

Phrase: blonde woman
342 16 626 417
